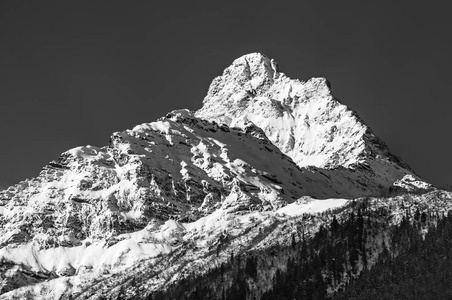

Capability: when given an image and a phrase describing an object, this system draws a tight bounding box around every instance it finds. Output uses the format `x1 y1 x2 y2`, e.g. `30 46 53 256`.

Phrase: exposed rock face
0 53 437 299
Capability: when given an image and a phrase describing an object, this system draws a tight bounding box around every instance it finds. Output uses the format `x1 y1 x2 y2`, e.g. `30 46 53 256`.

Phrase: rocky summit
0 53 448 300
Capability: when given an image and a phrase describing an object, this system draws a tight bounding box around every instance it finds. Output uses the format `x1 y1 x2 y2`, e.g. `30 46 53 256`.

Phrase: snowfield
276 198 349 216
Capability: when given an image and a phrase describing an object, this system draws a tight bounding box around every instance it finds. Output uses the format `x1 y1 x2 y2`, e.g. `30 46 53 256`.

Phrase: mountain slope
0 109 379 295
3 191 451 300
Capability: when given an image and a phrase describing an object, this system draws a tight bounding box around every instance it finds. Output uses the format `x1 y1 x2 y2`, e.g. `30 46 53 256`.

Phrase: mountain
0 53 447 299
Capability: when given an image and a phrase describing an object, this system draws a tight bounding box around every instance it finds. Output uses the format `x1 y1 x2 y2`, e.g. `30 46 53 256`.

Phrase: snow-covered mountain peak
198 54 404 168
196 53 424 196
205 53 278 100
228 52 277 81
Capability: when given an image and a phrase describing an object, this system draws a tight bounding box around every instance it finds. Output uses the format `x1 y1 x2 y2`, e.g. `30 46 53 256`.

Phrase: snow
65 145 111 162
0 219 191 280
0 206 15 218
276 198 349 216
392 174 433 191
0 232 172 276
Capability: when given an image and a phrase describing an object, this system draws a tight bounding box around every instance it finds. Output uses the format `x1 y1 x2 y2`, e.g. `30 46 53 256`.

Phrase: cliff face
0 53 440 299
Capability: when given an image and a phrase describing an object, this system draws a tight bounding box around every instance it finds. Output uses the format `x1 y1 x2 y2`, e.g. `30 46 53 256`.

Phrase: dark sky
1 1 451 190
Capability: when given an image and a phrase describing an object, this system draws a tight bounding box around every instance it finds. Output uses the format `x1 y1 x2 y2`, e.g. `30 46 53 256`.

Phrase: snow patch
276 198 349 216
